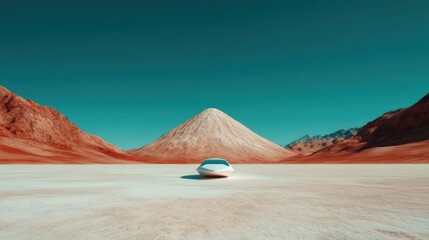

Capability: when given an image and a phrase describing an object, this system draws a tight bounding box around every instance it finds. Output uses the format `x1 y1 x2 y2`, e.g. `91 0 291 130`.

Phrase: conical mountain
130 108 294 163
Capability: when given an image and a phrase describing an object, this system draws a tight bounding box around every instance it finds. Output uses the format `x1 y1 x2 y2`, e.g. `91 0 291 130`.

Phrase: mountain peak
203 107 221 112
130 108 294 163
0 86 11 95
199 108 225 116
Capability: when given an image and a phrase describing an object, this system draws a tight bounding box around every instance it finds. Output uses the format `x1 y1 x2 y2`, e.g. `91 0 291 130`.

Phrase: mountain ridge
285 128 360 156
1 85 427 164
284 93 429 163
0 86 135 162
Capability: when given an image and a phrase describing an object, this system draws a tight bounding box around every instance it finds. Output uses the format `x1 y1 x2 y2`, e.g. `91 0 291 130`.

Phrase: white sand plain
0 164 428 240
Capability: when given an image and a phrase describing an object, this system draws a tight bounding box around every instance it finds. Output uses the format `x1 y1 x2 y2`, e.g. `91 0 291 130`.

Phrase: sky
1 0 428 150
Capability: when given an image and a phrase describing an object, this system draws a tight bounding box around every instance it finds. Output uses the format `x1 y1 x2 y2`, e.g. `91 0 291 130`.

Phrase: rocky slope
130 108 294 163
285 140 429 163
0 86 134 163
285 128 359 156
357 93 429 149
286 93 429 163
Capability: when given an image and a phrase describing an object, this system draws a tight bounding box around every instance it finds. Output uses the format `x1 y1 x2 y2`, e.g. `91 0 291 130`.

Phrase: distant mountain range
285 128 360 156
0 85 428 163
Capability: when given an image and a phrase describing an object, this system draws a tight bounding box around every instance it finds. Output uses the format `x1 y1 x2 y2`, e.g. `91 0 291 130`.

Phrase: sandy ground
0 165 428 240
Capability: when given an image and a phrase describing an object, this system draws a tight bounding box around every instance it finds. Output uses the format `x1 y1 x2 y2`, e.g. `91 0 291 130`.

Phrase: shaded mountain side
357 93 429 149
283 140 429 163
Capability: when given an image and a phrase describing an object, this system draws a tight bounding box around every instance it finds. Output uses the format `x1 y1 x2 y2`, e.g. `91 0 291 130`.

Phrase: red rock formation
0 86 135 163
357 93 429 148
130 108 294 163
286 93 429 163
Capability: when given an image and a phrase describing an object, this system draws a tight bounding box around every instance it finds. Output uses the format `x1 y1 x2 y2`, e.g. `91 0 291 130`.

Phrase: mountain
129 108 294 163
357 93 429 148
285 128 359 156
2 84 427 164
285 93 429 163
0 86 134 163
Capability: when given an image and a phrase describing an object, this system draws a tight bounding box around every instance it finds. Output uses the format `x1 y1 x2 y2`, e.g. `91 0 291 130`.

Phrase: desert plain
0 164 428 240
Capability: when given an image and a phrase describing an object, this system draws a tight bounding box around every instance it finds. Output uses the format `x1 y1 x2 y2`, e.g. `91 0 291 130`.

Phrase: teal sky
1 0 428 149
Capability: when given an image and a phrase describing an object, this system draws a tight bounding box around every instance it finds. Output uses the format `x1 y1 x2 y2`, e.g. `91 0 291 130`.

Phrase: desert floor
0 164 428 240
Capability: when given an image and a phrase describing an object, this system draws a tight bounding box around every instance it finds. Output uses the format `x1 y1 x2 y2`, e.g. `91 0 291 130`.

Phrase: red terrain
285 94 429 163
0 86 137 163
1 85 428 163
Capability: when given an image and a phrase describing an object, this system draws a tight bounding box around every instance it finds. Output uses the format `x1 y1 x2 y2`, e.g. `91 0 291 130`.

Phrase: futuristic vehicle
197 158 234 177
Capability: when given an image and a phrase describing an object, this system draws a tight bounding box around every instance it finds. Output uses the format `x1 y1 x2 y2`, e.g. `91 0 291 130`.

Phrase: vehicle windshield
201 159 229 166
